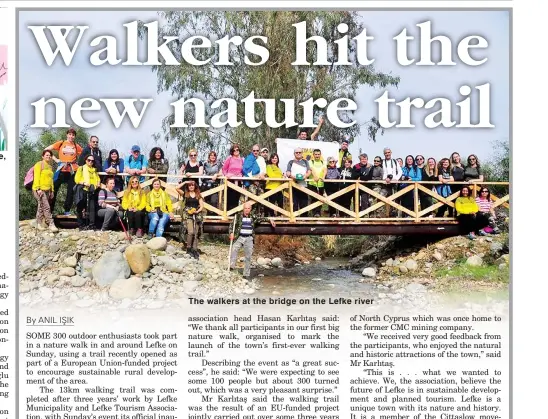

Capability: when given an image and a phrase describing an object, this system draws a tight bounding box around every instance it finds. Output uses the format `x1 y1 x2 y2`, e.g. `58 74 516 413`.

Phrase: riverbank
18 222 509 312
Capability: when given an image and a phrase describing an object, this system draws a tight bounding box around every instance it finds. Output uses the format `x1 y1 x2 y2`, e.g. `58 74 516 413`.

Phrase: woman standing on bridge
265 153 284 216
420 157 437 216
436 158 454 218
203 151 223 210
103 149 125 192
147 147 169 176
400 155 422 214
449 152 465 217
464 154 483 183
324 157 340 217
222 144 245 211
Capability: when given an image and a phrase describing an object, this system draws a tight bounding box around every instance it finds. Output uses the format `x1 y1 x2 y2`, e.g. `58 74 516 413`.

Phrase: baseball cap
341 139 349 145
131 145 141 152
260 147 269 153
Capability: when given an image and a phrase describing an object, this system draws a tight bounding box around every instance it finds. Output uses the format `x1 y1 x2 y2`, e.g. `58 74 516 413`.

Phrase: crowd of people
30 127 502 267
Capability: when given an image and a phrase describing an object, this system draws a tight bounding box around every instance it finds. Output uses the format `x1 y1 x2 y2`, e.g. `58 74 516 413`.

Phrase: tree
140 11 399 158
483 138 509 182
482 137 510 198
19 126 90 220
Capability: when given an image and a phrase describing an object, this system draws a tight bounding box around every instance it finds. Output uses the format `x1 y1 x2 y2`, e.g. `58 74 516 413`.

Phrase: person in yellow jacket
146 178 174 238
32 150 58 232
74 154 101 230
308 149 326 216
265 153 284 216
121 175 147 237
454 185 488 240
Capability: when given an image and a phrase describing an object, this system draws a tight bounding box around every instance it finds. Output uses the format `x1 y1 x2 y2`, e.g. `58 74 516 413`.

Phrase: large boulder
125 244 151 274
404 260 418 272
64 256 78 268
361 267 376 278
58 267 76 277
466 255 483 267
92 251 131 287
257 257 269 267
109 277 142 300
271 257 283 268
159 257 191 274
147 237 168 251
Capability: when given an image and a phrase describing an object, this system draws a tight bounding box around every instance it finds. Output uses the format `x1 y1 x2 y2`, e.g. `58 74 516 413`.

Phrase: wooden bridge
55 174 510 236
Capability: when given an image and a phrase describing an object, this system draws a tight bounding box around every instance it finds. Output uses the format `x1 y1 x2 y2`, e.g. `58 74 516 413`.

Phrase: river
252 258 374 299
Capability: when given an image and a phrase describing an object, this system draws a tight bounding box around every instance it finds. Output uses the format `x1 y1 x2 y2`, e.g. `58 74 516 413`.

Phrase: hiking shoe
49 224 59 233
136 229 143 238
36 222 46 231
191 249 200 260
147 233 154 240
478 229 487 236
467 233 476 240
492 227 501 234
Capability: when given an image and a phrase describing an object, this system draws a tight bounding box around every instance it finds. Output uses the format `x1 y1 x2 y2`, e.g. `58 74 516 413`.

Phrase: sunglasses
86 159 94 162
374 160 381 162
481 190 489 193
131 181 139 184
233 148 240 151
252 149 259 152
190 154 197 157
295 151 302 154
416 158 424 161
328 161 335 163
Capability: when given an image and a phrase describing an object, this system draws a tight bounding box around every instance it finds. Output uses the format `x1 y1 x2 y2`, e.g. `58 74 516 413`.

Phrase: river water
251 257 509 310
252 258 374 300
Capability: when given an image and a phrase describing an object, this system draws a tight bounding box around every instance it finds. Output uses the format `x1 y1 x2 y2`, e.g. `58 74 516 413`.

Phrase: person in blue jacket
400 155 422 214
241 144 264 212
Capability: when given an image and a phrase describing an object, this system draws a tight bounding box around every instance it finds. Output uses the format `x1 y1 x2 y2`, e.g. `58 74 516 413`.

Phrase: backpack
127 154 144 167
24 162 45 190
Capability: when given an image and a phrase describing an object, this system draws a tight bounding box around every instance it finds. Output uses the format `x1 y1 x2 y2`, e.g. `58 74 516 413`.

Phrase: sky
18 10 509 167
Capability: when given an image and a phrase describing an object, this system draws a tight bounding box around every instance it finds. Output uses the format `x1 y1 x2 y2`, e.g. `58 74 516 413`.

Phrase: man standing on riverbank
229 201 276 280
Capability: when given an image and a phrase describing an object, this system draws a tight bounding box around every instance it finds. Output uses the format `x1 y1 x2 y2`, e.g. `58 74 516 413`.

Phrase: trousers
148 212 170 237
33 190 54 226
230 236 254 277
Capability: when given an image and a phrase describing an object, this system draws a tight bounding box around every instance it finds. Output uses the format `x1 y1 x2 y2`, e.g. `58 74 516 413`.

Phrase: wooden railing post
414 182 419 221
289 181 295 222
222 180 228 221
354 182 360 221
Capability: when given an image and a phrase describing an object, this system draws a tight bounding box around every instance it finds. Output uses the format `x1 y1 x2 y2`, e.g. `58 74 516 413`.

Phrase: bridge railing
98 173 510 223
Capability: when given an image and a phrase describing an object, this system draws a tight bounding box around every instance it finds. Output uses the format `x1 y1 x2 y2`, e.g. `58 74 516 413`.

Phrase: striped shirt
240 217 253 237
99 189 119 208
475 197 491 213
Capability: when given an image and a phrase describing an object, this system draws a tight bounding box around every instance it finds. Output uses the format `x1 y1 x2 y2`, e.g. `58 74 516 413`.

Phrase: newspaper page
1 2 544 419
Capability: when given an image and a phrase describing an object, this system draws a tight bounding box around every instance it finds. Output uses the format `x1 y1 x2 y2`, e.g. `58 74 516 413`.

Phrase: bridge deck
54 215 460 235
